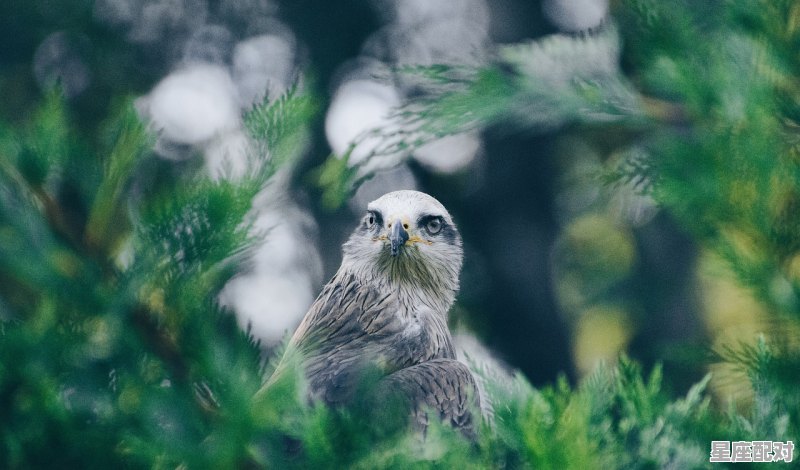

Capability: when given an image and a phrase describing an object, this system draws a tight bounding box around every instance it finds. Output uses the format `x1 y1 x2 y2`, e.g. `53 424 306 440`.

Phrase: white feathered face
342 190 463 295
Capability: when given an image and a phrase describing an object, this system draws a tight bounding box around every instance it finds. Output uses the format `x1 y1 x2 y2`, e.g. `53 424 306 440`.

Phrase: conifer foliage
1 0 799 468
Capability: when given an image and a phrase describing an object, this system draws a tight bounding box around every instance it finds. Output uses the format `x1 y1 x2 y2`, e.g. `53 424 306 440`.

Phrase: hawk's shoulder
290 271 400 353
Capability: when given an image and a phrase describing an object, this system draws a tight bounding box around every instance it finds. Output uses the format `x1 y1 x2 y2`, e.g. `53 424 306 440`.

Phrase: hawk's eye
424 217 443 235
364 211 379 229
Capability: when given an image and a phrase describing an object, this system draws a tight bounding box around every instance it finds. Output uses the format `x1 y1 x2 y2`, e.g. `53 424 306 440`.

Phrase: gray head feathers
341 190 463 313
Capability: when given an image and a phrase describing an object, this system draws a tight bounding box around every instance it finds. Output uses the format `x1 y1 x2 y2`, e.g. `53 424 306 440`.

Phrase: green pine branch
4 5 800 466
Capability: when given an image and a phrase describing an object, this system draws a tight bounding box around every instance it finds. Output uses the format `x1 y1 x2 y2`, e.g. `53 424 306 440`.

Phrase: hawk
264 190 480 436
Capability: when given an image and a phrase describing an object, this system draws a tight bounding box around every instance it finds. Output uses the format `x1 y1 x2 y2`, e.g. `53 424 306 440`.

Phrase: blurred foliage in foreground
1 0 799 468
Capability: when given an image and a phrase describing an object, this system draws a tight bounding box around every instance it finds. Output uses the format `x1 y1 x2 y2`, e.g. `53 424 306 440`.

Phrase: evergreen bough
1 0 798 467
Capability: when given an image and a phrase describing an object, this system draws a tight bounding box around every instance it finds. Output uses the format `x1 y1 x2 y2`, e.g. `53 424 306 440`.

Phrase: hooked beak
389 219 409 257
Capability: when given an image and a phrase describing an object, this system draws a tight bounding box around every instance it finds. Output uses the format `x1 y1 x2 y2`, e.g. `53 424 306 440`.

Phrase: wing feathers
282 271 479 437
377 358 479 439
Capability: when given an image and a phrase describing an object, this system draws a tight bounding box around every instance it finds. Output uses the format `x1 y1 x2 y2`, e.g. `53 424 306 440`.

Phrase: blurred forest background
1 0 799 467
1 0 703 389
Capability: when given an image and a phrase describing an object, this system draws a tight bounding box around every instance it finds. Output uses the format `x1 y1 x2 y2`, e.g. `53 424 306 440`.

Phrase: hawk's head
342 190 463 303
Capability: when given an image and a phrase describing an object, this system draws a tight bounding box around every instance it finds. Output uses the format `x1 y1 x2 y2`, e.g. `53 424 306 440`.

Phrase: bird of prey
264 190 480 436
